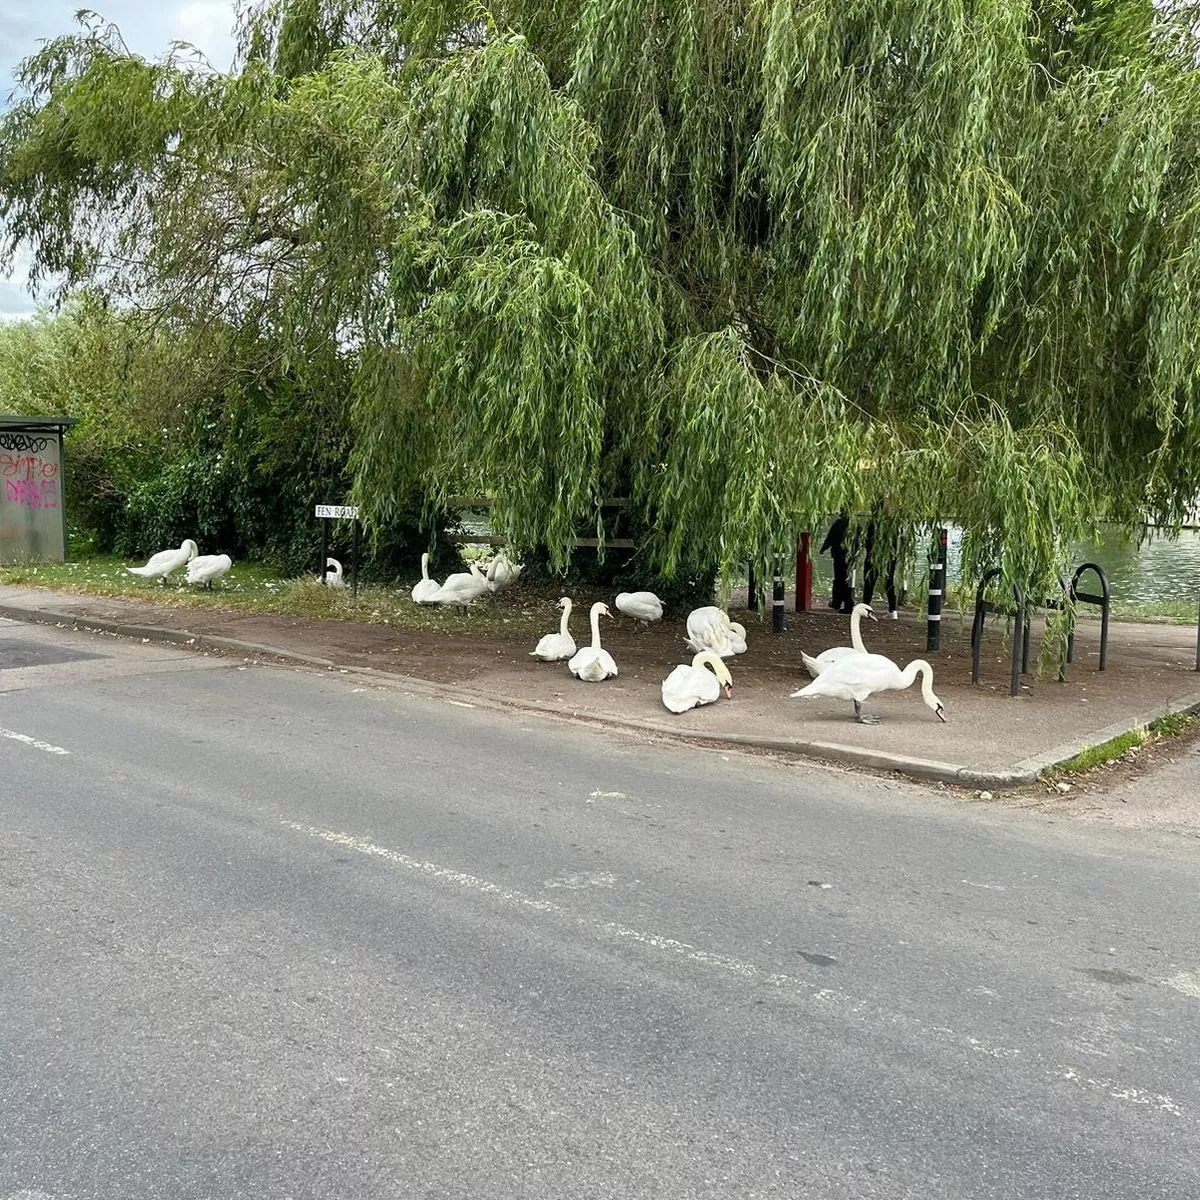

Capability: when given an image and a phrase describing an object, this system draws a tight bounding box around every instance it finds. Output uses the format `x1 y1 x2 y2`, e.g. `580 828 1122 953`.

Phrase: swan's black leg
854 700 881 725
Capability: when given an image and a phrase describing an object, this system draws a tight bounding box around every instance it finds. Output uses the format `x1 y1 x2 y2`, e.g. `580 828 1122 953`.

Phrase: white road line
281 820 1189 1120
282 821 802 988
0 727 70 755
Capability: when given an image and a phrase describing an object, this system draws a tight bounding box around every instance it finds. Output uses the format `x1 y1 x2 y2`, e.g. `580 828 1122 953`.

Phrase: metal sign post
315 504 360 597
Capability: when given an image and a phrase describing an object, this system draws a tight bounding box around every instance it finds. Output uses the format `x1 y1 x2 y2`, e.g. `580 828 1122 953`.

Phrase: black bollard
927 528 947 652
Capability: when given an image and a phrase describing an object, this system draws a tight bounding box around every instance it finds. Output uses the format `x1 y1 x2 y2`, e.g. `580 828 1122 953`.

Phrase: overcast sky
0 1 241 318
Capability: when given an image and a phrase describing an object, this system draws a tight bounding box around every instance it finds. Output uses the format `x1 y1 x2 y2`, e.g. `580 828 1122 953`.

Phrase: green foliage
5 0 1200 615
1056 728 1146 774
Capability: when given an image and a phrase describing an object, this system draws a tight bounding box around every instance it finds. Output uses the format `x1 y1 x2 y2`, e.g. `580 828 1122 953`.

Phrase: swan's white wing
411 579 441 603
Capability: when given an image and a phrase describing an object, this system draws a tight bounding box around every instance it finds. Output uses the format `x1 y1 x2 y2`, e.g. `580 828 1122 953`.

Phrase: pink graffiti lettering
4 479 59 510
0 453 59 482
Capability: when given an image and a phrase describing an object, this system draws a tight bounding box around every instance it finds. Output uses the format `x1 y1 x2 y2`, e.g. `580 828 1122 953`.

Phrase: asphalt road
2 618 1200 1199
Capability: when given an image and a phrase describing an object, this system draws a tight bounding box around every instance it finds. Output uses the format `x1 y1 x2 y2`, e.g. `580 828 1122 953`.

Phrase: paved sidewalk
2 582 1199 789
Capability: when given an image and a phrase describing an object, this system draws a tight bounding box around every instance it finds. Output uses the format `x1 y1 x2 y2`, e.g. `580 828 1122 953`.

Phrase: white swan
322 557 345 588
433 560 490 607
486 551 523 592
127 539 197 582
661 650 733 714
615 590 664 627
801 603 877 679
684 606 745 658
530 597 576 661
791 653 947 725
411 553 442 604
186 553 232 589
568 602 618 681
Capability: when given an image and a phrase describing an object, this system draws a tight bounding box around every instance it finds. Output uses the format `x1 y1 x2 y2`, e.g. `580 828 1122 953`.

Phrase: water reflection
939 525 1200 607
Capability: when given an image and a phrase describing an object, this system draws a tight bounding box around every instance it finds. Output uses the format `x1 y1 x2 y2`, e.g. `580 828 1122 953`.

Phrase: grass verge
0 555 555 640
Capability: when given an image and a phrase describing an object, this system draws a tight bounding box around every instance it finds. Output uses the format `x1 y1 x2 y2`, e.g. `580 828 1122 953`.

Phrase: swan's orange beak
865 609 878 622
722 683 734 699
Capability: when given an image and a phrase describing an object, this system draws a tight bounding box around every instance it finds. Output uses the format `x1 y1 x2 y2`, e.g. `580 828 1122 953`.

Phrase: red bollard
795 532 813 612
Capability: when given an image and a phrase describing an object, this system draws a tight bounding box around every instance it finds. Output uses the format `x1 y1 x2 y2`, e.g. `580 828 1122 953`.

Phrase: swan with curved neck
530 597 577 661
661 650 734 713
411 552 442 603
568 602 618 681
801 603 877 678
323 557 345 588
791 652 946 725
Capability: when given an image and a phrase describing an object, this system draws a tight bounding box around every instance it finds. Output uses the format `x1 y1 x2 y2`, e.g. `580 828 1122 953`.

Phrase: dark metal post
1021 607 1032 675
927 528 947 652
772 565 785 633
351 519 359 600
320 517 330 584
1011 607 1024 696
747 563 758 612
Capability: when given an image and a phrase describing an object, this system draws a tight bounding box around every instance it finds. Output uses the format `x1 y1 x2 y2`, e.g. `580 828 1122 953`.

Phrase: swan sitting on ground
411 553 441 604
801 603 877 678
127 539 197 582
322 557 345 588
685 606 746 658
486 552 523 592
791 653 947 725
661 650 733 713
433 561 490 607
615 591 664 627
568 602 618 681
186 553 232 589
530 597 576 661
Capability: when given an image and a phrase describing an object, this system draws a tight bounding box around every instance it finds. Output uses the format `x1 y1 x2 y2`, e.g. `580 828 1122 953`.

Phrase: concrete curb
5 597 1185 792
1013 692 1200 775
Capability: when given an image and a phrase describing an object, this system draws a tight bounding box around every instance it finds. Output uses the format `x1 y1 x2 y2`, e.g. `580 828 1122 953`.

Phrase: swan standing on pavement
433 560 490 608
410 553 442 604
322 557 345 588
791 653 947 725
801 603 877 678
615 591 664 628
568 602 618 681
530 597 576 661
127 539 197 582
186 553 232 589
661 650 734 713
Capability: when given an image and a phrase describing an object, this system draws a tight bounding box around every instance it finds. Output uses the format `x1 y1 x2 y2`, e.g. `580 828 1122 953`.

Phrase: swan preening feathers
685 606 747 658
661 651 733 714
322 557 345 588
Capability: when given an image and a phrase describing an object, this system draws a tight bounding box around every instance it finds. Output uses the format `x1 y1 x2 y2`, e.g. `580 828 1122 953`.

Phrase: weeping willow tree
4 0 1200 592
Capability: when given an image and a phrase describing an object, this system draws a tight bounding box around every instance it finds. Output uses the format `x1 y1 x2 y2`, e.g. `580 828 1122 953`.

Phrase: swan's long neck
421 553 429 581
850 607 866 652
590 605 603 649
559 602 572 637
900 659 935 699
